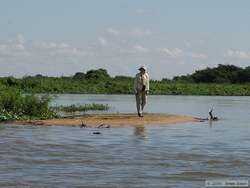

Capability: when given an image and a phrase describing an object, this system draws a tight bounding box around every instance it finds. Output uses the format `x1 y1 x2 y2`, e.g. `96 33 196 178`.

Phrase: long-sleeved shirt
134 72 149 93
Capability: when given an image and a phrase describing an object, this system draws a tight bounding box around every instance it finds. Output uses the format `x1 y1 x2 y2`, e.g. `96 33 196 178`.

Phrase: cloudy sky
0 0 250 79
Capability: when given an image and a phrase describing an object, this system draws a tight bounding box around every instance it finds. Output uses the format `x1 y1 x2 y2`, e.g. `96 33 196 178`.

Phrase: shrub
0 89 57 121
52 103 109 112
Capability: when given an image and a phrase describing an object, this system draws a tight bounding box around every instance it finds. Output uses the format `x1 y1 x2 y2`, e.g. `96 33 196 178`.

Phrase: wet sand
13 113 197 128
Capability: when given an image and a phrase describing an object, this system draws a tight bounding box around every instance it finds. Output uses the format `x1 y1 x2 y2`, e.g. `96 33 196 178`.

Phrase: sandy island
13 113 197 128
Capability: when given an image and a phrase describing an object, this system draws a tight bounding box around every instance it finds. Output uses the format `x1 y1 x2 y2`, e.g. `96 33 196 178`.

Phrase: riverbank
1 65 250 96
12 113 197 128
2 79 250 96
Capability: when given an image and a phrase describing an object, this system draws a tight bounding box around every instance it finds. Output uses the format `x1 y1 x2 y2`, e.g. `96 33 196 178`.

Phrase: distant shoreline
15 83 250 96
1 65 250 96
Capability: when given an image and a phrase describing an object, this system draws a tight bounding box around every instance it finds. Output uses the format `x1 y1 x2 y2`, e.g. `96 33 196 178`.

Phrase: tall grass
1 76 250 96
0 89 57 121
0 89 110 122
52 103 109 112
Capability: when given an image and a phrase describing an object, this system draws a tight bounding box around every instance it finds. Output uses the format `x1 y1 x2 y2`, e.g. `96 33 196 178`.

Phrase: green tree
85 69 110 80
73 72 85 80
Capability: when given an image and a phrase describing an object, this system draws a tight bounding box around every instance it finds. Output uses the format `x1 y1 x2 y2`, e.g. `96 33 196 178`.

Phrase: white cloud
226 49 250 59
0 34 30 58
98 37 107 46
52 47 82 56
0 34 90 58
134 45 149 53
48 42 57 48
106 28 120 36
184 41 191 48
189 52 207 59
0 44 7 50
160 48 184 58
15 44 25 50
0 34 99 77
33 41 58 49
129 28 152 37
16 33 25 44
160 48 207 59
0 34 211 79
135 8 154 15
59 43 70 48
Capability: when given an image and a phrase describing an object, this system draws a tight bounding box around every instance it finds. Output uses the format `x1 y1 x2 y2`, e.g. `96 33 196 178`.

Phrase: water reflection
209 119 213 128
134 125 146 139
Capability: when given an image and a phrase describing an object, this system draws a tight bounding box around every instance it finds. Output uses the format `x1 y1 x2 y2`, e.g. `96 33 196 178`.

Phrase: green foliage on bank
0 65 250 96
0 89 110 122
173 64 250 83
0 74 134 94
149 82 250 96
0 89 57 121
52 103 109 112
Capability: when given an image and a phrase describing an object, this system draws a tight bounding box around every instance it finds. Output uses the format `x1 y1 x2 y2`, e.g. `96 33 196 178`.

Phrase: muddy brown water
0 95 250 188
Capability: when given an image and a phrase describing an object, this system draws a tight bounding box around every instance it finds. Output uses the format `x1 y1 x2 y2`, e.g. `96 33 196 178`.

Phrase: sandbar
12 113 197 128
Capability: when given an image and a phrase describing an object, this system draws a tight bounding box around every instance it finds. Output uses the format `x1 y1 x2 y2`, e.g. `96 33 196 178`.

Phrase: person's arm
134 74 138 94
145 73 149 94
141 74 147 92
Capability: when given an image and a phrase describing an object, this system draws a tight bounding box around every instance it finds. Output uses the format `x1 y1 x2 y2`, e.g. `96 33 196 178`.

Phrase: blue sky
0 0 250 79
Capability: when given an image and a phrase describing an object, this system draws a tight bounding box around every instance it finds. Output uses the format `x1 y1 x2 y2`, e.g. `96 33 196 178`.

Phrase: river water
0 95 250 188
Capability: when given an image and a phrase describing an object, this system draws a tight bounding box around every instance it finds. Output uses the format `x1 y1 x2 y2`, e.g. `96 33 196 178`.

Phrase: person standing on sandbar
134 66 149 117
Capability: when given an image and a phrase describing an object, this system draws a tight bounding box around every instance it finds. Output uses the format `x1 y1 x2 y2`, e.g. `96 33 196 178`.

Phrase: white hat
138 65 147 71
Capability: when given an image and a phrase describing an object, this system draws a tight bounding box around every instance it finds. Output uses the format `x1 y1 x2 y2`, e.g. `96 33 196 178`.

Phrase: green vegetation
0 89 109 122
0 64 250 96
149 82 250 95
0 89 57 121
0 64 249 121
52 103 109 113
173 64 250 83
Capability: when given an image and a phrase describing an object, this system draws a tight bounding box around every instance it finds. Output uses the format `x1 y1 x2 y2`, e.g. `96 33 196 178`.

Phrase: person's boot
138 112 143 117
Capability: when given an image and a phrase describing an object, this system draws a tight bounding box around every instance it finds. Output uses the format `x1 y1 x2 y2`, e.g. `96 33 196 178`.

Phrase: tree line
172 64 250 83
0 64 250 95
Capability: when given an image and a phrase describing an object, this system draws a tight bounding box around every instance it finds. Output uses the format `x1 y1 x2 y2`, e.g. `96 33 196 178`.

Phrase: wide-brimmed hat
138 65 147 71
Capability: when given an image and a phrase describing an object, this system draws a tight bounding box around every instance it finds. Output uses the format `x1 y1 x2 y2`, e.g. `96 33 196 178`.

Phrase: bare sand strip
13 113 197 128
